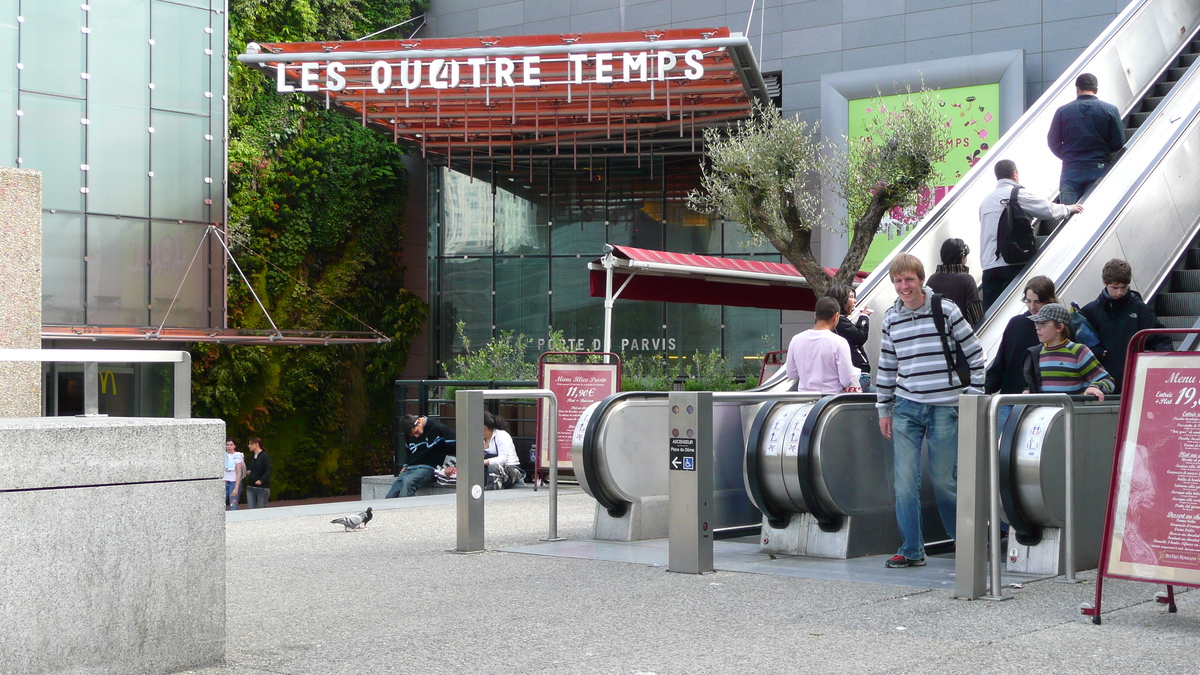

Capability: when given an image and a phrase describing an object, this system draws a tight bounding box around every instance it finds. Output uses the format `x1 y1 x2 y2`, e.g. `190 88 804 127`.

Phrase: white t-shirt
224 452 244 482
784 328 853 395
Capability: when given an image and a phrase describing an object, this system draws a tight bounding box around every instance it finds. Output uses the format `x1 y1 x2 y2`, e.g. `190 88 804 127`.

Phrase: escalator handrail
744 401 793 529
797 393 878 531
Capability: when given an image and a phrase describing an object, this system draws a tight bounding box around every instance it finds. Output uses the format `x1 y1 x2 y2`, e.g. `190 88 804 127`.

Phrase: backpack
1068 301 1103 352
996 185 1038 264
930 293 971 386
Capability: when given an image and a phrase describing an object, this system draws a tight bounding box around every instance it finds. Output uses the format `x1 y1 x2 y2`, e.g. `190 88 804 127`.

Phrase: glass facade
0 0 227 329
429 155 782 376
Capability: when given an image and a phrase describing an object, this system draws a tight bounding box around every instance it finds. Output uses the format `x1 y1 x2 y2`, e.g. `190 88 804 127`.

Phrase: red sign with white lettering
538 358 620 473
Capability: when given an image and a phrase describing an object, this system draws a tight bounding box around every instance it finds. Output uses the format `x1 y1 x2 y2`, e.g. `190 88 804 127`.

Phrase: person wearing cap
385 414 457 498
1022 302 1113 399
927 237 983 328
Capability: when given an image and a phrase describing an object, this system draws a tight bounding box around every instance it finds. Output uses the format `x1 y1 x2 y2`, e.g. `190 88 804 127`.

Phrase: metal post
455 389 486 553
173 352 191 419
543 390 562 541
1060 399 1080 584
954 394 991 600
667 391 714 574
83 362 100 417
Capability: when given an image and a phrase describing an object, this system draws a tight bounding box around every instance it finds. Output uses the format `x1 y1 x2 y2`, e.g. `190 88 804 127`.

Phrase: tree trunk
835 193 893 286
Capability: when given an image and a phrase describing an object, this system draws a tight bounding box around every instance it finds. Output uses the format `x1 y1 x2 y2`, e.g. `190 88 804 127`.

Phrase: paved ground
187 488 1198 674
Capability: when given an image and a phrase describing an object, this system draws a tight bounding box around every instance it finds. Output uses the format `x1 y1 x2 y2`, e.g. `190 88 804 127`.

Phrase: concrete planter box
0 417 226 675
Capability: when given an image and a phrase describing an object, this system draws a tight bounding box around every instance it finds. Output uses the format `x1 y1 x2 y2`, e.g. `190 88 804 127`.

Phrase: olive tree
688 87 951 297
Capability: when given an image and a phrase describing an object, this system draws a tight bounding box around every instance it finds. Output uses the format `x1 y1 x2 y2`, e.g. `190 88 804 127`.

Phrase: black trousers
981 264 1023 313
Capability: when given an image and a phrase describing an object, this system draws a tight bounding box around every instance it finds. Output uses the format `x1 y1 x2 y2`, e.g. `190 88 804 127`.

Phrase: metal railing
0 349 191 418
455 389 559 552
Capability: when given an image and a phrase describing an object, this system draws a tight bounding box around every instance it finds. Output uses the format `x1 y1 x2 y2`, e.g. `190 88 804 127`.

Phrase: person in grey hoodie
877 253 986 569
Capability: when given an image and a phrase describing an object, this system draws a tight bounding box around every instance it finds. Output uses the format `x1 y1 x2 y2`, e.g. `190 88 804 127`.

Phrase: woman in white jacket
483 412 523 488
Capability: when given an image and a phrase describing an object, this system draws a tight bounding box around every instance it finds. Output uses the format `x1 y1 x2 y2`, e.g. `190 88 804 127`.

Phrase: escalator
853 0 1200 361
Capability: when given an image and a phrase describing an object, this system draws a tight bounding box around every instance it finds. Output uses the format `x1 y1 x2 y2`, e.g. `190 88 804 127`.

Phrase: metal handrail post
985 393 1076 599
173 353 192 419
83 362 100 416
454 389 559 545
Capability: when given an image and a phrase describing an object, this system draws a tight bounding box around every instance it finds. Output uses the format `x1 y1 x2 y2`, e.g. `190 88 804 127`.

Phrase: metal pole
455 390 486 553
985 396 1007 601
544 391 562 541
173 352 191 419
83 362 100 417
1061 398 1080 583
603 257 614 356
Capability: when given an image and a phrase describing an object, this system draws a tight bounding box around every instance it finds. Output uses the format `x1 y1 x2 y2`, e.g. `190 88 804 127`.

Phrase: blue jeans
225 481 239 510
385 464 436 498
891 398 958 560
246 486 270 509
1058 164 1107 206
859 373 875 393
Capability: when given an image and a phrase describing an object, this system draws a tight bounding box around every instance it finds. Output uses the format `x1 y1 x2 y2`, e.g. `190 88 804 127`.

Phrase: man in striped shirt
877 254 986 568
1021 302 1114 398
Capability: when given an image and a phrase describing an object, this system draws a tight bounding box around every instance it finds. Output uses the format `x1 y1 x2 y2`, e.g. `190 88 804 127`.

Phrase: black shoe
885 554 927 568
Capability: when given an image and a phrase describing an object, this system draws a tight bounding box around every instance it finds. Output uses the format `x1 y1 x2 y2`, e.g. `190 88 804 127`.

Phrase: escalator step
1157 314 1198 329
1156 293 1200 316
1172 269 1200 292
1142 95 1164 111
1182 52 1199 67
1189 249 1200 267
1130 112 1151 128
1170 67 1190 81
1155 81 1175 97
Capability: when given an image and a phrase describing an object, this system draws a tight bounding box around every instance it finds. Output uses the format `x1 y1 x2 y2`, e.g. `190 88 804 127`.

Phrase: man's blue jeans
385 464 435 498
891 398 958 560
1059 164 1107 206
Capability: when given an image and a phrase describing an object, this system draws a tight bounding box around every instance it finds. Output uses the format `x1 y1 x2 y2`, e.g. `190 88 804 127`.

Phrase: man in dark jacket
1047 72 1126 205
1079 258 1172 392
385 415 457 498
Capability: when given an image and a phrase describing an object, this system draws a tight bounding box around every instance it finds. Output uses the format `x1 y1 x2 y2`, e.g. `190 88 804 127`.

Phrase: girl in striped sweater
1022 302 1114 399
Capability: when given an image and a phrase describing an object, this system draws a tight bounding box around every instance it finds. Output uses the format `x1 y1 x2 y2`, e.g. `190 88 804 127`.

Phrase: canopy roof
588 244 867 312
237 28 769 158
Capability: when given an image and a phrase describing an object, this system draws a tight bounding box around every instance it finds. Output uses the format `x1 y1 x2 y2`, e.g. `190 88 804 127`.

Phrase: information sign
538 356 621 475
670 437 696 471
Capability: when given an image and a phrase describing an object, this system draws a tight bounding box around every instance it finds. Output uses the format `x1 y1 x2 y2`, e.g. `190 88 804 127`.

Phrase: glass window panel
664 159 721 253
88 101 150 217
440 167 494 256
494 163 549 254
606 157 663 251
19 3 85 98
550 160 607 255
87 215 149 326
439 257 493 367
551 257 604 349
19 93 84 211
723 220 779 255
724 306 782 377
150 1 211 114
150 110 208 221
666 303 722 360
610 298 666 358
0 7 17 165
495 257 550 359
41 212 85 325
89 0 150 107
150 220 208 327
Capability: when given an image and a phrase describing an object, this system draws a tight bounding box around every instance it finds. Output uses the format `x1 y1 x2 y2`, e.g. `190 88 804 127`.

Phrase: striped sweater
876 287 986 418
1023 340 1114 395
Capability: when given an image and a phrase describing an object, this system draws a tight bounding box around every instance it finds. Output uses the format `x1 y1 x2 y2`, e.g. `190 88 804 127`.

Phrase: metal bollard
667 391 714 574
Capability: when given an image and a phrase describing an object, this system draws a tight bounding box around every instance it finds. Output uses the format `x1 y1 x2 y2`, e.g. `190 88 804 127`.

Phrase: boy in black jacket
1079 258 1172 392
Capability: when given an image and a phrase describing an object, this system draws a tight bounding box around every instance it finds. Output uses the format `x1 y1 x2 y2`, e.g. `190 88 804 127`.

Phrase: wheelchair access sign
670 437 696 471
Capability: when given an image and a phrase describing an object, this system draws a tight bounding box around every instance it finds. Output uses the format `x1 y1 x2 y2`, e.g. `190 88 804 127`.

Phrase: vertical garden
192 0 429 499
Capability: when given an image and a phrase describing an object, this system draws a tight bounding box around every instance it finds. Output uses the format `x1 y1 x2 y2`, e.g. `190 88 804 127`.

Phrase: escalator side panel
810 402 896 517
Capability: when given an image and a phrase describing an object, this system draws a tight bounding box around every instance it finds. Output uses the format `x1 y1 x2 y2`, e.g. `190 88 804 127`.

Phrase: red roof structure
237 28 769 158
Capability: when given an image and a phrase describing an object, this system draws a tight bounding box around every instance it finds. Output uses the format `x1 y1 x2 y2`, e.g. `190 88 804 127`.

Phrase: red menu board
538 361 620 472
1105 354 1200 585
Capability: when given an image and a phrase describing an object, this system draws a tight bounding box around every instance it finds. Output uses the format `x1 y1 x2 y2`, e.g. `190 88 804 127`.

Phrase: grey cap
1028 302 1070 325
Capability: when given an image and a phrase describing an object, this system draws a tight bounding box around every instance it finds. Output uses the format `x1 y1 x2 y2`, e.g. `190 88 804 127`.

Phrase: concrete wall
0 167 42 417
424 0 1138 125
0 417 226 675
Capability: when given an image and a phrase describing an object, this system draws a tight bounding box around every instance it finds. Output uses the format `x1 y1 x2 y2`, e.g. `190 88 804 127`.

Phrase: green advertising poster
848 83 1001 272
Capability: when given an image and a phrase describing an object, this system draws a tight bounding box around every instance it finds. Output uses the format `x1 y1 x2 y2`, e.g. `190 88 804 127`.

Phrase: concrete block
0 167 42 418
0 418 225 675
0 417 226 491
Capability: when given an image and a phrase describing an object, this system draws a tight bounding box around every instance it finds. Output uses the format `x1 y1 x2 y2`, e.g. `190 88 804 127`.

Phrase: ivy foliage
191 0 429 499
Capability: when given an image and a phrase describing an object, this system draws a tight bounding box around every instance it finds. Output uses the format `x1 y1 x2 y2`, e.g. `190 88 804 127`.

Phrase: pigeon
331 507 373 532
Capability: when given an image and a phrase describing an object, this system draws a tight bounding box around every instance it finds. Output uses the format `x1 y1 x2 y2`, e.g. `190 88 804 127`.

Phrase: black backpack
996 185 1037 264
930 293 970 386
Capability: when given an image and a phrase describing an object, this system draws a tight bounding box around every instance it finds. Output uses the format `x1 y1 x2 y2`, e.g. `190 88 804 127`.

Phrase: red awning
237 28 769 158
587 244 867 312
